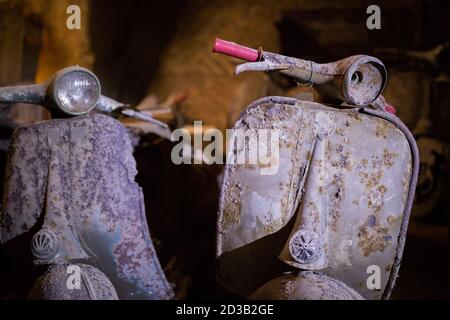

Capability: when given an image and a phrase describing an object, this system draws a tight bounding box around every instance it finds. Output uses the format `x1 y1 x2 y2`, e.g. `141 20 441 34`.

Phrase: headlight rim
51 66 101 116
342 56 387 106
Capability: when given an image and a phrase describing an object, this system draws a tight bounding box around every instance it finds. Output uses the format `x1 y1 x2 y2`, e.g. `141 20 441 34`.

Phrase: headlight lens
55 71 100 115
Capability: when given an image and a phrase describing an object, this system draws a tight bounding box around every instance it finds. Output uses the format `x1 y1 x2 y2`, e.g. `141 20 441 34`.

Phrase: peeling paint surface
217 98 413 299
0 114 173 300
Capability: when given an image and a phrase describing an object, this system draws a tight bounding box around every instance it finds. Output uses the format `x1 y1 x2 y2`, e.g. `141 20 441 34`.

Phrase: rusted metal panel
217 97 417 300
0 113 173 300
249 271 364 300
29 264 119 300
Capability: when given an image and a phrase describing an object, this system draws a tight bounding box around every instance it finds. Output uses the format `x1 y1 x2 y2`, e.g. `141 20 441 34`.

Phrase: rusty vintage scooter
0 66 173 299
213 39 419 300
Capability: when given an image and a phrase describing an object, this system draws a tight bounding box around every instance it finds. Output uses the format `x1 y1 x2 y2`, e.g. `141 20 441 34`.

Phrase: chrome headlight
52 67 101 115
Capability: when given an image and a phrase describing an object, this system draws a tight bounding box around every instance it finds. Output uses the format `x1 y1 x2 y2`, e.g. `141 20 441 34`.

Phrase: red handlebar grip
385 104 397 115
213 38 260 62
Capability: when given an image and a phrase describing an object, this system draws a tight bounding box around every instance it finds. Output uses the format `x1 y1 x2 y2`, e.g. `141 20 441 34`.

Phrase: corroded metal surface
0 113 174 300
28 264 119 300
217 97 417 300
234 51 386 107
249 271 364 300
0 83 46 105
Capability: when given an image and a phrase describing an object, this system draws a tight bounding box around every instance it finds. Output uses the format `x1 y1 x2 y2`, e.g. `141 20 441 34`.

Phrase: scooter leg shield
0 114 173 300
217 97 418 299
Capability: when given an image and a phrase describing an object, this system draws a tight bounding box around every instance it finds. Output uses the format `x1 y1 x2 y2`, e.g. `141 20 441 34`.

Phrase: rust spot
328 174 344 232
358 216 391 256
383 148 398 169
348 113 363 122
222 191 242 226
387 215 398 226
375 122 389 139
335 127 345 136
